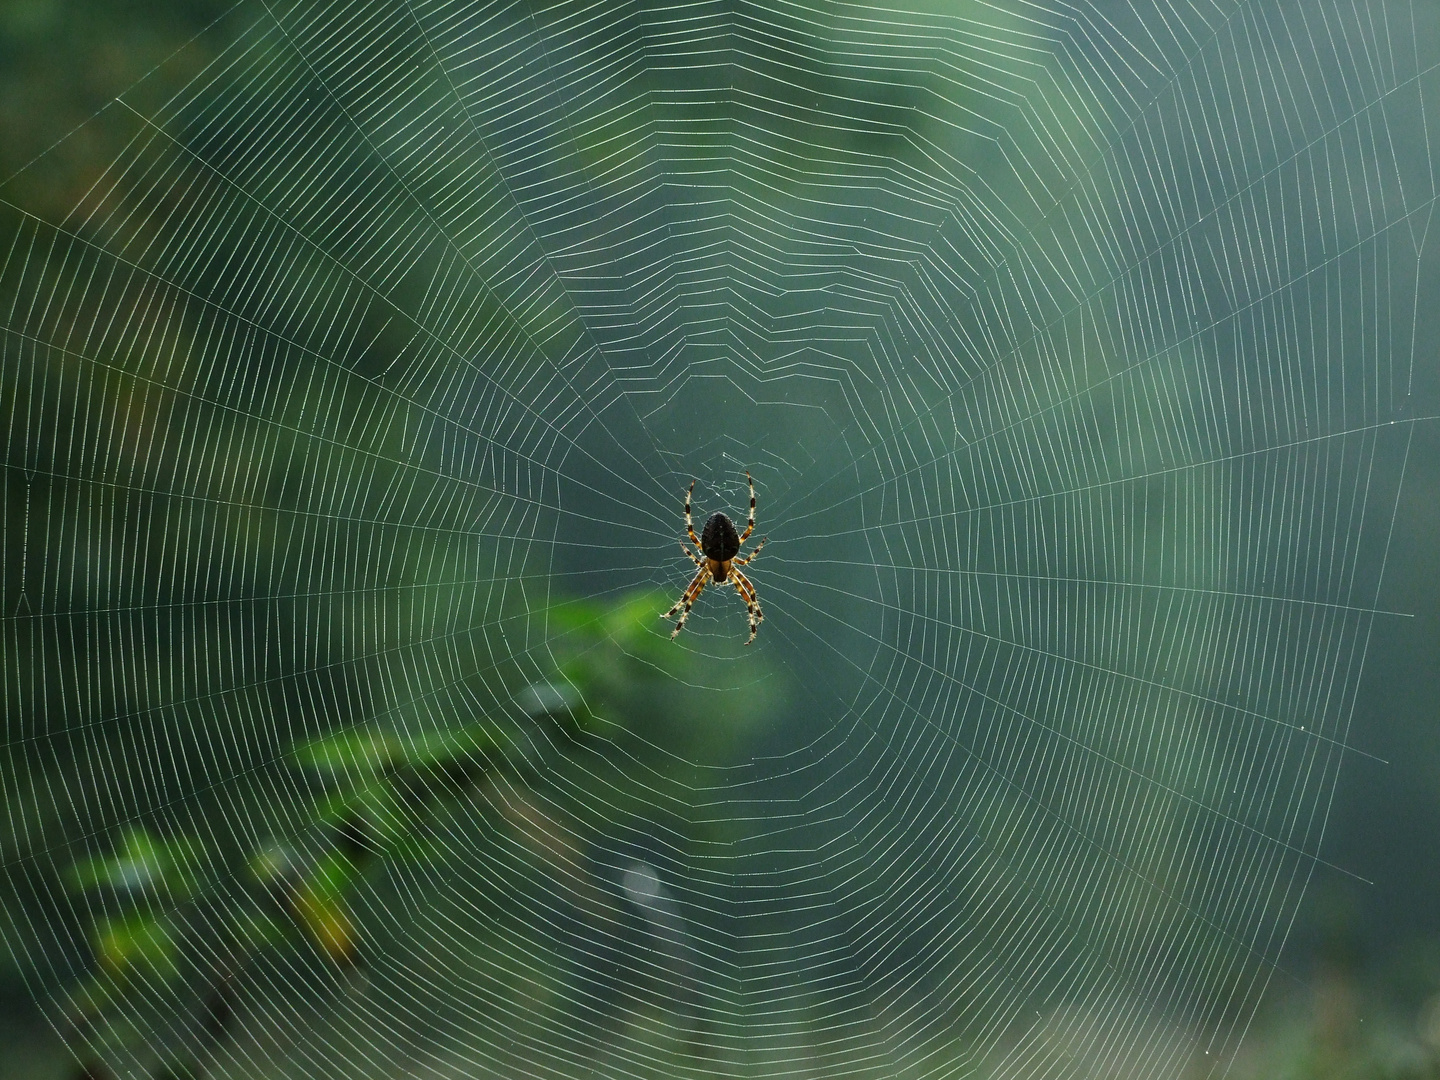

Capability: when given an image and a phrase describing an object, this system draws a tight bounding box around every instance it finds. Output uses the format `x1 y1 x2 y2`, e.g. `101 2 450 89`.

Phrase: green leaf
68 827 201 900
291 853 359 963
298 719 521 778
296 729 401 775
94 911 177 982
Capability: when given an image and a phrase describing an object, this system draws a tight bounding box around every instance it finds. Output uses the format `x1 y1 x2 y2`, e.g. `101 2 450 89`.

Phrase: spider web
1 0 1433 1077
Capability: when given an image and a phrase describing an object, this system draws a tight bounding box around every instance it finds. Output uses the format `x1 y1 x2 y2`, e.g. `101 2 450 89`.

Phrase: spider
664 472 768 645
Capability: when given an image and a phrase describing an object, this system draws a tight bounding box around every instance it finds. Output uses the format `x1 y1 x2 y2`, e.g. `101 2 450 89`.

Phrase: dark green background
3 0 1439 1077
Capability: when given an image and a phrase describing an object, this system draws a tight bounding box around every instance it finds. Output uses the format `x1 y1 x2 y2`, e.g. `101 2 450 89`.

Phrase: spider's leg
733 536 767 566
680 540 703 567
736 471 757 545
664 566 709 639
664 566 706 617
684 480 701 549
730 568 764 645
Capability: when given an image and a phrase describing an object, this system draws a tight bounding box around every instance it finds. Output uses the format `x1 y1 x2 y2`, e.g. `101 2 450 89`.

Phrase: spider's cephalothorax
664 473 767 644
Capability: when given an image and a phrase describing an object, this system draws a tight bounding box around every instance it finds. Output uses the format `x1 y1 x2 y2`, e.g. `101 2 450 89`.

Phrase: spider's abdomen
700 511 740 561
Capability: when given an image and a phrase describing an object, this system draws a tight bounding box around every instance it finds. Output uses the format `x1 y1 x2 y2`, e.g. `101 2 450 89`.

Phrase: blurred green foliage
0 0 230 220
69 829 201 900
46 585 758 1078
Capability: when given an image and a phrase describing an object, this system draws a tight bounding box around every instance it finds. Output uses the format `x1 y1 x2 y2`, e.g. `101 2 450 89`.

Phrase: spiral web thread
0 0 1432 1077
